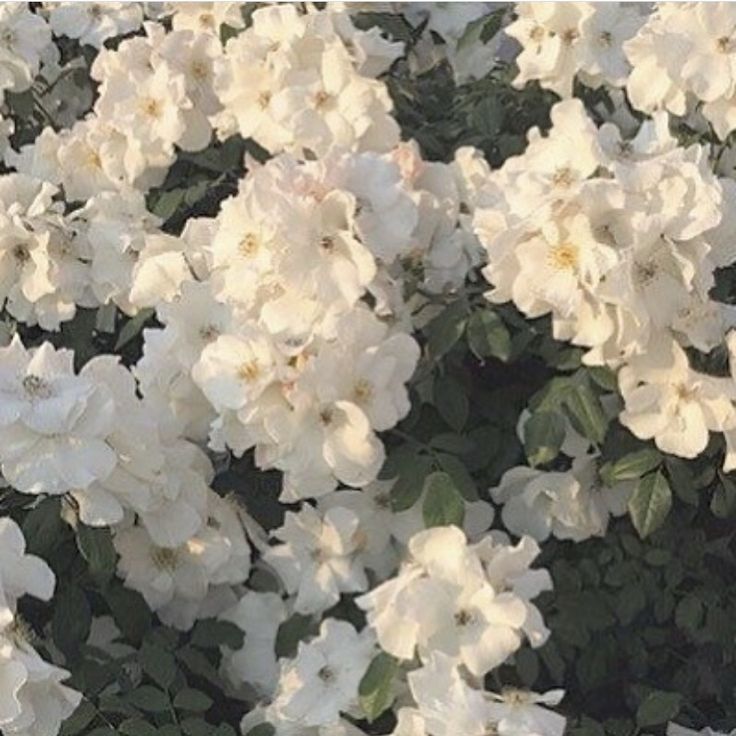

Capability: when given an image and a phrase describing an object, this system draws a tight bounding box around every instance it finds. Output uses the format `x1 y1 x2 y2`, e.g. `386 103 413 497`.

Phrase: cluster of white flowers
130 134 490 497
505 3 645 97
625 3 736 140
20 2 736 735
0 333 252 632
0 517 80 736
212 4 402 157
230 518 562 736
491 409 632 543
469 94 736 463
507 3 736 141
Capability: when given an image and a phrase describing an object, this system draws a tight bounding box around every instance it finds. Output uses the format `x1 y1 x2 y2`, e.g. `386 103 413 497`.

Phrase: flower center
22 374 51 398
314 91 331 109
151 546 180 571
239 233 260 257
353 378 373 404
717 36 733 53
238 360 261 382
529 25 545 43
140 97 163 120
551 167 575 188
190 59 209 81
454 609 475 627
634 260 658 286
198 13 215 29
319 235 335 252
12 244 30 263
548 242 578 271
199 324 220 342
561 27 579 45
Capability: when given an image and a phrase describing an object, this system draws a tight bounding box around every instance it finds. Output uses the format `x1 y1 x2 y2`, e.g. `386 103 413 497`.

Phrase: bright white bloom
407 652 566 736
0 518 54 630
357 526 550 675
264 505 368 615
506 3 643 97
0 518 80 736
620 335 736 459
168 2 245 35
268 619 375 728
47 2 143 48
213 4 401 156
0 4 52 101
0 633 81 736
114 490 251 631
625 3 736 138
90 22 222 187
220 591 288 697
491 413 632 542
0 337 116 496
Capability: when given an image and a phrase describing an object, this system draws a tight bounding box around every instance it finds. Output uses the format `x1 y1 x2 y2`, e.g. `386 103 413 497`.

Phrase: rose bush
0 3 735 736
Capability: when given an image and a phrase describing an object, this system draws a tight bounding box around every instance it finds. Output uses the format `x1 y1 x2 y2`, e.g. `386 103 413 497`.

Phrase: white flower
213 5 400 156
114 490 251 631
0 337 116 495
358 526 549 675
264 505 368 615
0 518 54 630
269 619 375 728
0 634 81 736
0 4 52 99
486 688 566 736
48 2 143 48
620 335 736 459
220 591 287 697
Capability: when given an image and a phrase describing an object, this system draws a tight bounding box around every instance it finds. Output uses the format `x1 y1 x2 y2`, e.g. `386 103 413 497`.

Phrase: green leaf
628 471 672 539
422 472 465 528
434 377 469 432
426 299 468 360
173 688 213 712
523 411 566 467
675 595 704 632
104 586 152 645
127 685 170 713
359 653 398 722
181 719 213 736
60 701 97 735
563 380 608 444
52 585 92 661
158 727 182 736
151 189 185 220
389 452 434 511
588 366 618 392
191 619 244 650
119 720 159 736
467 310 511 362
636 690 682 727
245 726 275 736
436 452 478 501
140 642 177 690
711 473 736 518
22 497 67 557
77 525 117 582
115 308 154 350
275 615 317 659
599 449 662 485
